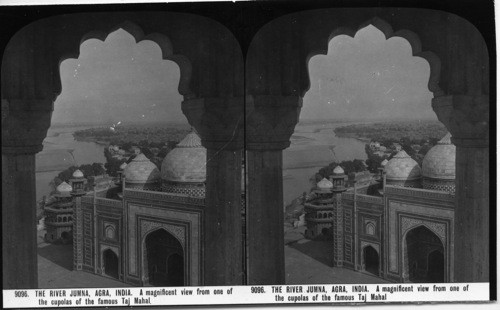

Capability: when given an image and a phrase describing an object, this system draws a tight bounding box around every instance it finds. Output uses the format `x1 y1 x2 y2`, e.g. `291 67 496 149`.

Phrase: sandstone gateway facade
304 134 456 283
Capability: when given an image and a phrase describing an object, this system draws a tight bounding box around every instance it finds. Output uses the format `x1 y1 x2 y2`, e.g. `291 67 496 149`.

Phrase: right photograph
245 7 490 286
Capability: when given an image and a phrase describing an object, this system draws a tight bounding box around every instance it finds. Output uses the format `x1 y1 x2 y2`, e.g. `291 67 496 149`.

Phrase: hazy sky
301 25 436 121
53 25 436 125
52 29 185 125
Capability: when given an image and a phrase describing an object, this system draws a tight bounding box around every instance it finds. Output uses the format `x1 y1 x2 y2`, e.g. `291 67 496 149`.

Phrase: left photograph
2 11 245 289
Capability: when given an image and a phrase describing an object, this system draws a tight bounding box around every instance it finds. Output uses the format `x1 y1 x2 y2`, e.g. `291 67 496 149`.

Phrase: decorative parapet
81 196 122 208
95 197 122 208
124 189 205 206
355 194 384 205
342 192 355 201
340 191 383 206
385 185 455 202
81 196 93 205
303 202 333 211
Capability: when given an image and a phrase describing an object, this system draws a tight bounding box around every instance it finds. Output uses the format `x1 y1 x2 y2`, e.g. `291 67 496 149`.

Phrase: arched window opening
366 222 376 235
105 226 116 240
61 231 69 240
427 249 445 283
144 229 184 286
363 246 380 276
405 225 444 283
103 249 119 279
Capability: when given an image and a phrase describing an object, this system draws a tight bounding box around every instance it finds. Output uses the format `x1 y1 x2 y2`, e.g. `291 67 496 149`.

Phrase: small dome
317 178 333 190
333 165 345 175
385 150 421 181
381 159 389 167
124 153 161 184
56 181 72 193
161 131 207 183
119 162 128 170
72 169 84 178
422 133 456 180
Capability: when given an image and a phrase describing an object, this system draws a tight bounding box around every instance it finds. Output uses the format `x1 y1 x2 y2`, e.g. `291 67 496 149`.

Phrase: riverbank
73 136 110 146
333 120 447 143
36 127 107 201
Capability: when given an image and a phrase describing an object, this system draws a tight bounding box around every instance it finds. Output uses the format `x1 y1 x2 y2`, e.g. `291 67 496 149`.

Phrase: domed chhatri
384 150 422 188
55 181 73 197
56 181 73 192
422 133 456 193
161 131 207 183
333 165 345 175
160 130 207 197
72 169 84 178
317 178 333 190
123 153 161 189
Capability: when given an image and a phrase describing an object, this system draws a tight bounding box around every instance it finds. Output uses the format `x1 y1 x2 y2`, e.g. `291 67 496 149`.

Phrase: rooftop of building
384 150 421 181
123 153 161 184
161 130 207 183
422 132 456 180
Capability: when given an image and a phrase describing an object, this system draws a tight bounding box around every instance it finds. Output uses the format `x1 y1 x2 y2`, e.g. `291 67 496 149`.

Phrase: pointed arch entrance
404 225 444 283
362 246 380 276
144 228 184 286
103 249 119 279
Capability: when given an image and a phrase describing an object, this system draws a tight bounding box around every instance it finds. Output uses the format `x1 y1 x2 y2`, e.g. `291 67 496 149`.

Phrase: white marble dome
56 181 72 193
161 131 207 183
385 150 421 181
422 133 456 180
72 169 84 178
333 165 345 175
317 178 333 190
124 153 161 184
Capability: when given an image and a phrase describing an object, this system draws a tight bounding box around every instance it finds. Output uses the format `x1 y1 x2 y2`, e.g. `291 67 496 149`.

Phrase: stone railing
123 189 205 206
355 194 384 205
81 196 123 208
81 196 93 205
384 185 455 202
341 192 355 201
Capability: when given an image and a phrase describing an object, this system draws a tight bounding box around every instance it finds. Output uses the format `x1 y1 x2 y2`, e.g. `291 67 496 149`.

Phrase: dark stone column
246 149 285 284
433 95 489 282
2 99 52 289
245 95 302 284
2 148 40 289
453 143 489 282
204 148 243 284
182 97 244 285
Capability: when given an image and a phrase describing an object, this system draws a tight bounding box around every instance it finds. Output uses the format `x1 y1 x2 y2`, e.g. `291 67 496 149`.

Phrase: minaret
330 166 348 267
70 169 87 271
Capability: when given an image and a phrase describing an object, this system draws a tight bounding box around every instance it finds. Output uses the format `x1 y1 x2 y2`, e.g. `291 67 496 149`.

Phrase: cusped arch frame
100 246 120 276
401 222 448 282
303 16 443 98
360 241 380 256
55 20 194 100
401 219 446 246
140 225 186 284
